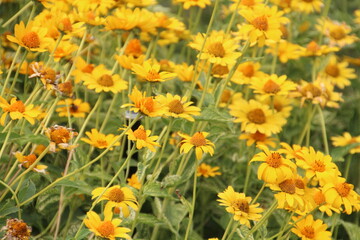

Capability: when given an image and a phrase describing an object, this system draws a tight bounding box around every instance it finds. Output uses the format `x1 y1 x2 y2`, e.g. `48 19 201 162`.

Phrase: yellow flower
82 64 128 93
229 0 264 11
239 131 277 148
231 61 264 85
125 125 160 152
250 144 296 184
104 7 138 31
71 57 95 83
45 125 78 152
355 10 360 25
84 209 131 240
156 93 201 121
331 132 360 154
188 30 241 66
81 129 120 150
14 152 47 173
301 40 339 57
48 40 78 62
229 99 287 135
174 63 195 82
217 186 263 227
265 40 305 63
7 21 51 52
257 95 293 118
291 214 331 240
279 142 307 161
92 185 139 218
319 55 356 89
174 0 211 9
132 59 177 83
0 97 41 126
250 74 296 98
115 54 145 70
178 132 215 160
292 0 323 13
56 98 90 118
127 174 141 190
197 163 221 178
28 62 60 89
303 188 341 216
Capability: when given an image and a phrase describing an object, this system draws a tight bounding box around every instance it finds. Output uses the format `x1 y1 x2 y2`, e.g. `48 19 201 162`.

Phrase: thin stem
7 51 28 97
221 217 234 240
1 46 21 96
297 105 316 145
99 94 118 133
184 164 199 240
316 104 329 155
0 124 13 160
251 182 266 204
1 1 34 28
0 180 21 219
246 201 278 238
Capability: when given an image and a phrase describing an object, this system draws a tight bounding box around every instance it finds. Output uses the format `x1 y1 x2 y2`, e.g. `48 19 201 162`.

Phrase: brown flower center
241 64 255 77
97 221 115 237
97 74 114 87
266 152 282 168
190 132 207 147
312 160 325 172
247 108 266 124
133 128 147 140
335 183 351 197
9 100 26 113
207 42 226 58
97 140 108 147
9 220 30 238
252 16 268 31
251 131 267 141
125 39 142 57
60 18 72 32
168 99 185 114
42 68 57 82
314 191 326 205
220 89 232 103
70 104 78 113
301 83 321 97
325 64 340 77
82 64 94 73
329 26 346 40
108 188 125 202
302 0 314 2
21 31 40 48
294 179 305 189
233 199 250 213
300 226 315 238
279 179 296 194
212 64 229 76
50 128 71 144
57 81 73 96
263 79 281 94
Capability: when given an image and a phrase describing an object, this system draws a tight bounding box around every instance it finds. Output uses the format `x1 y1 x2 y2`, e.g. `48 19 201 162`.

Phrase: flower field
1 0 360 239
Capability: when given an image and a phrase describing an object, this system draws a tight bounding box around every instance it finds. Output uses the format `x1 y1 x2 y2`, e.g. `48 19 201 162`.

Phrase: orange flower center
42 68 57 82
133 128 147 140
58 81 73 96
168 99 185 114
329 26 346 40
125 39 142 57
325 64 340 77
97 221 115 237
300 226 315 238
232 199 250 213
241 0 255 6
314 191 326 205
50 128 71 144
190 132 207 147
97 74 114 87
82 64 94 73
96 140 108 147
312 160 325 172
207 42 226 58
306 41 320 53
9 100 26 113
252 16 268 31
266 152 282 168
108 188 125 202
263 79 281 94
21 31 40 48
9 221 30 238
250 131 267 141
301 83 321 97
212 64 229 76
279 179 296 194
86 11 96 20
146 69 161 81
241 64 255 77
60 18 72 32
335 183 351 197
22 154 37 168
247 108 266 124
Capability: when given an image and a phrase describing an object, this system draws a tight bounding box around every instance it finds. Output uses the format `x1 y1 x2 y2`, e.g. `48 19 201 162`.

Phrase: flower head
331 132 360 154
45 125 78 152
291 214 331 240
132 59 177 82
81 129 120 150
56 98 90 118
124 125 160 152
0 97 41 126
127 174 141 190
197 163 221 178
178 131 215 160
2 218 32 240
14 152 47 173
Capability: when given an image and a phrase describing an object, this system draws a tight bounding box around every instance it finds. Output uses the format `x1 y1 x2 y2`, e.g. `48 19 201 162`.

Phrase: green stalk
246 201 278 238
7 51 28 97
99 94 118 133
0 124 12 160
1 1 34 28
184 164 199 240
0 180 21 219
1 46 21 96
297 104 316 145
221 218 234 240
251 182 266 204
316 104 329 154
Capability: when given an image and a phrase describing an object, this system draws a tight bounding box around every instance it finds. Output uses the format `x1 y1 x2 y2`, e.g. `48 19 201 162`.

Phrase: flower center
251 131 267 141
274 102 283 112
232 199 250 213
97 74 114 87
97 221 115 237
125 39 142 57
252 16 268 31
301 83 321 97
329 26 346 40
207 42 226 58
133 128 147 140
168 99 185 114
242 64 255 77
141 97 155 113
97 140 108 147
220 89 232 103
335 183 351 197
11 221 30 237
306 41 320 53
58 82 73 95
313 191 326 205
50 128 71 144
325 64 340 77
247 108 266 124
42 68 57 82
312 160 325 172
108 188 125 202
21 31 40 48
70 104 78 113
60 18 73 32
9 100 26 113
22 154 37 168
266 152 282 168
300 226 315 238
190 132 207 147
82 64 94 73
212 64 229 76
263 79 281 94
279 179 296 194
302 0 314 2
294 179 305 189
241 0 255 6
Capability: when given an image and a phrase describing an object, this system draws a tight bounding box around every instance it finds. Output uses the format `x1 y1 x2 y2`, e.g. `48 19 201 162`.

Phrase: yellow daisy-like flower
71 57 95 83
91 185 139 218
174 63 195 82
115 54 145 70
188 30 241 66
229 0 264 11
0 97 41 126
82 65 128 93
331 132 360 154
301 40 339 57
239 131 277 148
81 129 120 150
355 10 360 25
229 99 287 135
279 142 307 161
269 178 305 211
14 152 47 173
125 125 160 152
266 40 305 63
231 61 264 85
48 40 78 62
6 21 51 52
250 144 296 184
291 214 331 240
45 125 78 152
239 5 287 46
303 188 341 216
156 93 200 121
319 55 356 89
84 209 131 240
178 132 215 160
197 163 221 178
127 174 141 190
217 186 263 228
131 59 177 82
322 177 360 215
250 74 296 98
292 0 323 13
174 0 211 9
257 95 293 118
296 147 340 186
56 98 90 118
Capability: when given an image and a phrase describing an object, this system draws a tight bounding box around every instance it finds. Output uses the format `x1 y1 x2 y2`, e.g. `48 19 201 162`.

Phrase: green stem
226 0 241 34
1 1 34 28
246 201 278 238
251 182 266 204
7 51 28 97
297 104 316 145
0 124 13 160
184 164 199 240
99 94 118 133
221 217 234 240
0 180 21 219
344 154 352 179
316 104 329 155
1 46 21 96
197 64 213 108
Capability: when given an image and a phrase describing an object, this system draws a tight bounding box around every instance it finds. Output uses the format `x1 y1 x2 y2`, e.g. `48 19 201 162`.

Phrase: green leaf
330 143 360 162
165 202 188 229
36 188 60 216
56 179 92 195
136 213 165 227
17 180 36 204
195 105 232 122
0 200 18 218
237 225 254 240
161 175 182 188
0 132 49 146
341 220 360 240
143 182 170 198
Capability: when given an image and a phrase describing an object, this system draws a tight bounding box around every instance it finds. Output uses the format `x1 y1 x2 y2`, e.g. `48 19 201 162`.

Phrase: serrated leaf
143 182 170 198
0 200 18 218
17 180 36 204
